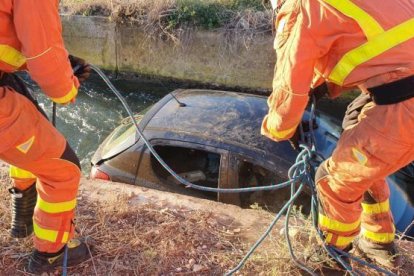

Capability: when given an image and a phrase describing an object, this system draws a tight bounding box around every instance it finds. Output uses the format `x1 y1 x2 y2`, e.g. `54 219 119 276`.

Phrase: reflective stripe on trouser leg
9 165 36 191
316 160 361 249
361 180 395 244
0 89 81 252
33 212 73 244
314 101 414 250
33 155 81 253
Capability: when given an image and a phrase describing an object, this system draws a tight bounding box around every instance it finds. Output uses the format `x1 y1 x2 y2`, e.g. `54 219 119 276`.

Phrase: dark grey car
90 89 414 235
91 89 340 208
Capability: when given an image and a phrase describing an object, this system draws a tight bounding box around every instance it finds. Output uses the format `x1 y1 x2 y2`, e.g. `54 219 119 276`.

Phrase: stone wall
61 15 275 90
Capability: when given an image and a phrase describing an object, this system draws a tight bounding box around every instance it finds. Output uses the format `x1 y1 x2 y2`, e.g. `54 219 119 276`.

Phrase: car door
223 152 311 212
134 139 230 200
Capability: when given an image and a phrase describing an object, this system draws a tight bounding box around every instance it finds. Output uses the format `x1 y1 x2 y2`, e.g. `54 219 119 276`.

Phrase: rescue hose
62 235 69 276
62 65 396 276
52 103 57 127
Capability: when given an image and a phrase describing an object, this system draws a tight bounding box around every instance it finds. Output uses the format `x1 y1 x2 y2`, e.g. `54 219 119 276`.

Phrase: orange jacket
262 0 414 142
0 0 78 104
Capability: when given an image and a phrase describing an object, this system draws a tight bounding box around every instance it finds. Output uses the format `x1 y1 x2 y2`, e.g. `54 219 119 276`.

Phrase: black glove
288 128 300 151
69 55 91 83
310 83 329 102
342 93 372 130
288 120 318 151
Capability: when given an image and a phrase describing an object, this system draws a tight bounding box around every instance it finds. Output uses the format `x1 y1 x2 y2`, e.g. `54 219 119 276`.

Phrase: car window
150 145 221 198
101 115 144 159
236 158 310 212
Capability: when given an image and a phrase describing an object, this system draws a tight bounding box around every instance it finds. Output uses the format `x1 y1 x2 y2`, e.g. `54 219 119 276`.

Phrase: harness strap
369 75 414 105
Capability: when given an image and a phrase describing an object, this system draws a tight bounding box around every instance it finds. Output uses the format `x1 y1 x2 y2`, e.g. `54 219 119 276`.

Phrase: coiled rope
62 65 395 276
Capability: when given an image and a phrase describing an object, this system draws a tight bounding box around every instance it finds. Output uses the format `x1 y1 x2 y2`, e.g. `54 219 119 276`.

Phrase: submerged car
91 89 414 235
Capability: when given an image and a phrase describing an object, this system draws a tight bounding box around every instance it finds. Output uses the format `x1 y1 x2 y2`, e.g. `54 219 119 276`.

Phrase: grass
60 0 272 42
1 163 414 275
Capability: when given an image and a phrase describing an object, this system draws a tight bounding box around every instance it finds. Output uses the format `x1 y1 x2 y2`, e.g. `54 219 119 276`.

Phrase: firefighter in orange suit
0 0 92 273
263 0 414 268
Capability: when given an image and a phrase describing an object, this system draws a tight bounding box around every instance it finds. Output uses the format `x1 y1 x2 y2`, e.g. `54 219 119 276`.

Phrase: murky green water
22 73 178 173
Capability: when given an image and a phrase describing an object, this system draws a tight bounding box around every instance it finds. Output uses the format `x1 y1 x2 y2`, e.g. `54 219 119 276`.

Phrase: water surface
22 73 177 172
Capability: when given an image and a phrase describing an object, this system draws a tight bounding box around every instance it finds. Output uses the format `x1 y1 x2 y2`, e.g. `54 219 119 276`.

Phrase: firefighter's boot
27 238 92 274
9 184 37 238
354 238 401 268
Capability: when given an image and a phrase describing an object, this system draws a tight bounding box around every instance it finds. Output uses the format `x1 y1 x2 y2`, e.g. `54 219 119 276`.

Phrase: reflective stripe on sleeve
36 196 77 214
51 83 78 104
0 44 26 68
319 213 361 232
362 199 390 215
268 125 297 140
322 0 384 39
329 18 414 85
33 222 70 243
9 166 36 180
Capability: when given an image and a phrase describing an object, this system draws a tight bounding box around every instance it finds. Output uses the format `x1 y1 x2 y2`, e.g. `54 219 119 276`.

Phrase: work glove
69 55 91 83
342 92 372 130
288 120 318 151
288 128 300 151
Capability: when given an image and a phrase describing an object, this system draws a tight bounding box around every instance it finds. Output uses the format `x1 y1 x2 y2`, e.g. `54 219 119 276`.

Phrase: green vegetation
167 1 227 30
167 0 267 29
61 0 271 30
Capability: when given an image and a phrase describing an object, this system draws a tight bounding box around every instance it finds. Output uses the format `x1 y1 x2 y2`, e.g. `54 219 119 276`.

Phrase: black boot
27 238 92 274
9 184 37 238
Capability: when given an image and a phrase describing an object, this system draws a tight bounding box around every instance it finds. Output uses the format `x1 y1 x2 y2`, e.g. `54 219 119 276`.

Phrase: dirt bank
1 163 413 275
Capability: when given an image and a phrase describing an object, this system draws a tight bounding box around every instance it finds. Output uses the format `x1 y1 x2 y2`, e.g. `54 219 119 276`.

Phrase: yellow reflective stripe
362 199 390 215
33 222 69 243
362 229 395 244
9 166 36 180
325 232 333 243
322 0 384 39
326 233 355 247
37 196 77 214
268 125 297 140
51 84 78 104
0 44 26 68
329 18 414 85
319 214 360 232
62 232 69 243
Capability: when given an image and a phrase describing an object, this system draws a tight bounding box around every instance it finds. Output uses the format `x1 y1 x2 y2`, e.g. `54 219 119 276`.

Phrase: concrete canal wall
61 15 275 90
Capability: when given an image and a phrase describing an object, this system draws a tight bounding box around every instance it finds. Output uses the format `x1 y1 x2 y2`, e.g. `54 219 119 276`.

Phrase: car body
91 89 414 235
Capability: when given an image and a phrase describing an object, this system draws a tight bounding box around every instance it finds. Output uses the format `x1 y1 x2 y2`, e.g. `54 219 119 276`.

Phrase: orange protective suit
262 0 414 249
0 0 81 253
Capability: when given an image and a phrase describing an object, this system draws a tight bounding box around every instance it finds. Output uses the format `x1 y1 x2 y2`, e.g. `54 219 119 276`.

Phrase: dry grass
60 0 272 44
0 177 299 275
1 163 414 275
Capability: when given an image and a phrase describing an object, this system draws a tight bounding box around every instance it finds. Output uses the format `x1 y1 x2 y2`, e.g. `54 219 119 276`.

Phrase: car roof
141 89 297 169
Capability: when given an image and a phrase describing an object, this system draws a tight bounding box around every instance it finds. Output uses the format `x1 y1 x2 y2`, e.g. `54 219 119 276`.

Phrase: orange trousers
316 98 414 249
0 81 81 253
